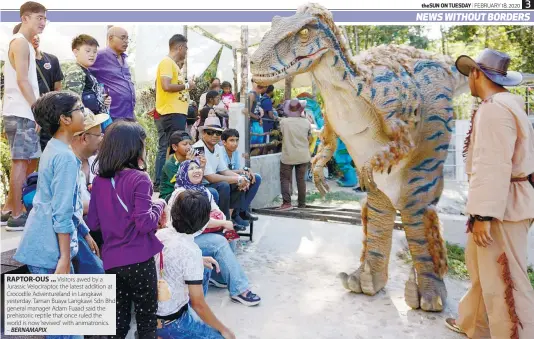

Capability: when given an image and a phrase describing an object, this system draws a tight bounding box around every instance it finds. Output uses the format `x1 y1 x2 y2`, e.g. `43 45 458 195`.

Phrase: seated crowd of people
3 3 318 338
13 92 258 339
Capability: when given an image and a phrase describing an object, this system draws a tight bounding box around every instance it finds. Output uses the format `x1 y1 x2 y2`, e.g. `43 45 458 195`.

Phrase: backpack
22 172 38 213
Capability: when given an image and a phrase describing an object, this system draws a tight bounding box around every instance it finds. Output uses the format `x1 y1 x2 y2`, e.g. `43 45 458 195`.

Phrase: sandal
445 318 465 334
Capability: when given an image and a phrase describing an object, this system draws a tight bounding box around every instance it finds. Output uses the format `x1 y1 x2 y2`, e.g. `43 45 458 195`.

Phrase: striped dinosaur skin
251 3 469 312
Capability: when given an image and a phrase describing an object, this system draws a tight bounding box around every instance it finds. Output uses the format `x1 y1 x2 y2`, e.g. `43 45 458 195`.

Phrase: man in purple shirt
89 26 136 121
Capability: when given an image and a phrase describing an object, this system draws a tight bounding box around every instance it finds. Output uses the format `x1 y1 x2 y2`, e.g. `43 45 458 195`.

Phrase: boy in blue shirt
221 129 261 225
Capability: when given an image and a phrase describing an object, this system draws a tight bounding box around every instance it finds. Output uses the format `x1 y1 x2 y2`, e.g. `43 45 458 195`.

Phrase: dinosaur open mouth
254 47 328 78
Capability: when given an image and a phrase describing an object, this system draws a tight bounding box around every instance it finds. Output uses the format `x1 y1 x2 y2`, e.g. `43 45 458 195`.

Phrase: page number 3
524 0 532 9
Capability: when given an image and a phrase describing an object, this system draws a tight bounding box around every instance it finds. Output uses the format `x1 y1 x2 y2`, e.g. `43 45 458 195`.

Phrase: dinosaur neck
310 51 365 102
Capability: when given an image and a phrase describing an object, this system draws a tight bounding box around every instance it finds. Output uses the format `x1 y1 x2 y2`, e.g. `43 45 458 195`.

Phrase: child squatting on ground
155 190 236 339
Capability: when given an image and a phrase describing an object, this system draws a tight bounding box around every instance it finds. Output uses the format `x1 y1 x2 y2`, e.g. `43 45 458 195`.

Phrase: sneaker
240 210 258 221
1 210 12 226
209 278 228 289
298 204 307 208
277 203 294 211
444 318 465 335
233 222 247 232
6 213 28 231
232 215 250 228
231 291 261 306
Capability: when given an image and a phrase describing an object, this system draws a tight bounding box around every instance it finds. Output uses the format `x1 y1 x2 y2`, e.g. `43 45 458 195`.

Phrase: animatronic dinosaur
251 3 471 312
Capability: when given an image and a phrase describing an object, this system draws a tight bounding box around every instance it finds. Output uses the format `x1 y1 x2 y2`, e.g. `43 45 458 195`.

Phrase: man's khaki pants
457 219 534 339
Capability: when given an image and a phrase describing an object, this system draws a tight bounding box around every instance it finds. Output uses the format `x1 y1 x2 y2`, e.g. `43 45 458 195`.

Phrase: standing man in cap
89 26 136 121
70 108 109 271
445 49 534 338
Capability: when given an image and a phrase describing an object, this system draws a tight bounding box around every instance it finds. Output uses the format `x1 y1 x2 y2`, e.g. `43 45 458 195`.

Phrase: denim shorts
3 116 41 160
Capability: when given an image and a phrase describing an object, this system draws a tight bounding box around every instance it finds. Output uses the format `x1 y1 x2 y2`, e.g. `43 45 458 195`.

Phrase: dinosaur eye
298 28 309 42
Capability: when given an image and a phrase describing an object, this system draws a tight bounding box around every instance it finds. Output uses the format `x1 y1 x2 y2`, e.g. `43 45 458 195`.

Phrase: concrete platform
1 213 532 338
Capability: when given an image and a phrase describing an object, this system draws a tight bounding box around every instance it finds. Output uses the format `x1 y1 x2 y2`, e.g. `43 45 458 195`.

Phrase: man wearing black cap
445 49 534 338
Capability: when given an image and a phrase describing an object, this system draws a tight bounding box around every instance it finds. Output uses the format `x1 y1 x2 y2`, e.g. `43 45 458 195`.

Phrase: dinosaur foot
404 267 446 312
338 261 387 296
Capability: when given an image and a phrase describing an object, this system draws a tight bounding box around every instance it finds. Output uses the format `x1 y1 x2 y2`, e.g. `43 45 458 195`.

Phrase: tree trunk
484 26 490 48
183 26 188 79
284 77 293 100
240 26 249 104
233 48 238 97
353 25 360 55
341 26 351 57
440 25 447 55
240 26 251 167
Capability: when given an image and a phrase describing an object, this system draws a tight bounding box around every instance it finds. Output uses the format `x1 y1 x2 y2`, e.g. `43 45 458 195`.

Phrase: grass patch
397 242 469 280
305 191 361 204
398 242 534 287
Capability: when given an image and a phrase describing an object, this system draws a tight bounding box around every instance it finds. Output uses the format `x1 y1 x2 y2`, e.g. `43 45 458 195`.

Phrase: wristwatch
243 166 249 172
471 215 493 222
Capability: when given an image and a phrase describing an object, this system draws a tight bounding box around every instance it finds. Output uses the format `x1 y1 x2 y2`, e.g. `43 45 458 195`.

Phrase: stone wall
250 153 282 209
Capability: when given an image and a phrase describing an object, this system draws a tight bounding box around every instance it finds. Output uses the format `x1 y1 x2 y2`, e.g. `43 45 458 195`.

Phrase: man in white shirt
192 117 248 228
1 1 47 230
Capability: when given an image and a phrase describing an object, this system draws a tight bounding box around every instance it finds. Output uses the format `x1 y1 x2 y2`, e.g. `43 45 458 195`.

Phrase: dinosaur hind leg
339 189 396 295
401 205 448 312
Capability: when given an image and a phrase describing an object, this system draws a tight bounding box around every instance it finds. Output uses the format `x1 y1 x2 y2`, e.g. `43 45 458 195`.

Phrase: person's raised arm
133 174 166 234
11 39 37 107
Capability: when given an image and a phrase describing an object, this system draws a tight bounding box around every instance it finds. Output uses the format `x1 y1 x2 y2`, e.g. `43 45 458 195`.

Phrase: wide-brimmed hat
199 116 224 132
74 109 110 136
455 48 523 86
283 99 306 117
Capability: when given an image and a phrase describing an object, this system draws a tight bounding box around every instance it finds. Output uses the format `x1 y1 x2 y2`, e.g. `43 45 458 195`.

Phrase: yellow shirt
156 56 189 115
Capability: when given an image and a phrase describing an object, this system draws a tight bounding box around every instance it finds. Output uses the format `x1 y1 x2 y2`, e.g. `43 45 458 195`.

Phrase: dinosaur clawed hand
357 164 376 192
369 119 415 174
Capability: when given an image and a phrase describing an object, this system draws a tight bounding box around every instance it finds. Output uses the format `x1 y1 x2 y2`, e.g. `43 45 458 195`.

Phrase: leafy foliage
188 46 223 104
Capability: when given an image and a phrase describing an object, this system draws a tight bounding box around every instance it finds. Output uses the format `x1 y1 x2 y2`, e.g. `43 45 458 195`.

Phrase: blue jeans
154 117 167 187
156 307 222 339
194 233 249 297
207 187 219 205
205 182 243 220
72 236 105 274
237 174 261 213
26 265 83 339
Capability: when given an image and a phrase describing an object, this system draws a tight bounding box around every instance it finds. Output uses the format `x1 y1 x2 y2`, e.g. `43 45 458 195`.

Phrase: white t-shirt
154 227 204 317
193 139 228 177
3 33 40 120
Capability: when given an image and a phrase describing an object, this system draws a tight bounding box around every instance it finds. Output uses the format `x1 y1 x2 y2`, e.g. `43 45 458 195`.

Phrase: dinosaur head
251 3 352 85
